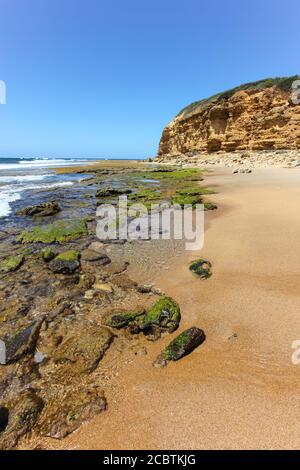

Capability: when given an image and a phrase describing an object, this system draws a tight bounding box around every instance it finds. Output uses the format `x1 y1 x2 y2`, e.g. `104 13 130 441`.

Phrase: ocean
0 157 98 218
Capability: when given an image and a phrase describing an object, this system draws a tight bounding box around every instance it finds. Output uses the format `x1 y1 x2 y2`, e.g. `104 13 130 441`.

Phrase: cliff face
158 78 300 158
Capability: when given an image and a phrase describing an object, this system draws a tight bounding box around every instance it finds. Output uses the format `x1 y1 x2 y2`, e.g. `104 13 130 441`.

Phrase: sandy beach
40 166 300 450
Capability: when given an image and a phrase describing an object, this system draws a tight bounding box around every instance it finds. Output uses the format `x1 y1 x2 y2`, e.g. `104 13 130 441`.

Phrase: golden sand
30 167 300 450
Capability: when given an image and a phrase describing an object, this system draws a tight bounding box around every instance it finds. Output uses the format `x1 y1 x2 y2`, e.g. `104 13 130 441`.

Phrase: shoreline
0 163 209 450
33 166 300 450
2 163 300 449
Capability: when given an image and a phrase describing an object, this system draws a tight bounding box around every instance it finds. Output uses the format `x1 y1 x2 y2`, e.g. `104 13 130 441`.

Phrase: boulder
49 251 81 274
140 297 181 339
17 201 60 217
154 327 206 367
1 319 44 364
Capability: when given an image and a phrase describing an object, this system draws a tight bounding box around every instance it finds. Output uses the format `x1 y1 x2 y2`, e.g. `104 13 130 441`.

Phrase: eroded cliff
158 77 300 158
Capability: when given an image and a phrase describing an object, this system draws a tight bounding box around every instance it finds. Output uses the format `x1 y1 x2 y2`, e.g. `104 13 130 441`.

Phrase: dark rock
96 188 132 198
103 310 144 329
137 284 153 294
154 327 206 367
204 203 218 211
0 389 44 449
17 201 61 217
189 259 212 279
49 251 81 274
2 319 44 364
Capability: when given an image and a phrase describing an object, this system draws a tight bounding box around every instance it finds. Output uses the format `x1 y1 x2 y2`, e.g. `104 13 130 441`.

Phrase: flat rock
37 387 106 439
18 219 88 244
52 325 114 375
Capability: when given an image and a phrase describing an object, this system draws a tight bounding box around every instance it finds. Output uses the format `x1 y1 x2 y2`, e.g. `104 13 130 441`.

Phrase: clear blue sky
0 0 299 159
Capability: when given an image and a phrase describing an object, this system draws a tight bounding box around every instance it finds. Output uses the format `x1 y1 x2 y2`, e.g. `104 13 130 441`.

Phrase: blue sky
0 0 299 159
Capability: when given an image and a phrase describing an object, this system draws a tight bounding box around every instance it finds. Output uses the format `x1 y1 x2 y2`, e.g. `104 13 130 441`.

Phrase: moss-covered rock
103 310 144 329
96 187 132 198
37 387 106 439
17 219 88 244
154 327 206 367
17 201 60 217
0 254 24 273
204 202 218 211
189 259 212 279
128 188 161 202
0 389 44 449
40 247 56 262
49 250 81 274
140 297 181 338
172 194 201 207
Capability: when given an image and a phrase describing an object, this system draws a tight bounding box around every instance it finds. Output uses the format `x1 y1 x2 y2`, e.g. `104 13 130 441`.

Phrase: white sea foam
0 174 51 184
0 158 91 171
0 181 74 218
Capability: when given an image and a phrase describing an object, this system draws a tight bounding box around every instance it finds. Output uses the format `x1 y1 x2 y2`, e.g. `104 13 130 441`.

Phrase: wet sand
42 167 300 450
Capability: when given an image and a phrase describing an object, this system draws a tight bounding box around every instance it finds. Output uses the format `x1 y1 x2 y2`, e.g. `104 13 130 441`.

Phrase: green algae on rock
40 247 56 262
103 310 144 329
140 297 181 337
49 250 81 274
204 202 218 211
189 259 212 279
0 254 24 273
17 201 61 217
17 219 88 244
171 193 201 207
153 327 206 367
96 187 132 198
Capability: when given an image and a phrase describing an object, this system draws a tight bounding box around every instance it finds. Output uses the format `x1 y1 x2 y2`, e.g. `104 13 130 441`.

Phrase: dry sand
41 167 300 450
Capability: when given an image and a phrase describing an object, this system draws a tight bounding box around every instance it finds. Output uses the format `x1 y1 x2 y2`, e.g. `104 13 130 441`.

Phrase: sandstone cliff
158 77 300 158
